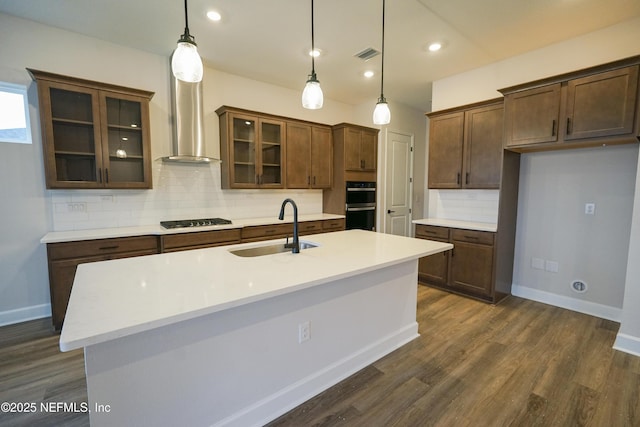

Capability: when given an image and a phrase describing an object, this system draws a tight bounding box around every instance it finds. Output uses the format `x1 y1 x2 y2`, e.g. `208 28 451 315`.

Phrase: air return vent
354 47 380 61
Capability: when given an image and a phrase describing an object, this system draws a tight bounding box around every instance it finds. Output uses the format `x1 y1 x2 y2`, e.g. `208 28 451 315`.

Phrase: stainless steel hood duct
162 74 218 163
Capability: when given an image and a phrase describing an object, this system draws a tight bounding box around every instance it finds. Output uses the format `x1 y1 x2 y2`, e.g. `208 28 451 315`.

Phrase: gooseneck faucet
279 198 299 253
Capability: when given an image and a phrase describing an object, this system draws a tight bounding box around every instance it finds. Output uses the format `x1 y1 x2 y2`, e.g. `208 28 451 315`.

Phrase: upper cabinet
501 58 640 151
337 124 377 172
28 69 154 189
286 122 332 189
217 107 285 189
428 99 504 189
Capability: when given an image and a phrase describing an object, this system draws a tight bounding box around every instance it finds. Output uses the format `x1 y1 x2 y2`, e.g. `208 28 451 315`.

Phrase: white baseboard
0 303 51 327
511 284 622 322
613 333 640 357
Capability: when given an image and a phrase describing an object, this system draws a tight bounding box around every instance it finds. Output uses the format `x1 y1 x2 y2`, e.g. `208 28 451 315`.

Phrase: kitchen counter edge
412 218 497 233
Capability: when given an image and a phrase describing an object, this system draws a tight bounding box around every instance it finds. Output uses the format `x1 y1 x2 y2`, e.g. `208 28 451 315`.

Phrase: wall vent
354 47 380 61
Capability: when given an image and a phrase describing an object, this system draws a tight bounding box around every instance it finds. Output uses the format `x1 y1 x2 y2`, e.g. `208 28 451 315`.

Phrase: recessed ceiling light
428 42 442 52
363 70 375 78
207 10 222 21
308 49 322 58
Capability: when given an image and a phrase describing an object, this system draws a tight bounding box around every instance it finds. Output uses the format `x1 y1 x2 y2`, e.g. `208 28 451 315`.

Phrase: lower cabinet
416 224 503 303
160 229 241 252
46 236 159 330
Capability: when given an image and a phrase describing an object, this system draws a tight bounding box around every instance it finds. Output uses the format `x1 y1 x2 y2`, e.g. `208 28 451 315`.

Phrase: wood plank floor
1 286 638 426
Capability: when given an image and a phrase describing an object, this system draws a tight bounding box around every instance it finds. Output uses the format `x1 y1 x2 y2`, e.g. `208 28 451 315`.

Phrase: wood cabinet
160 229 241 252
428 99 503 189
28 69 154 189
415 224 506 303
334 123 378 173
217 107 285 188
46 236 159 330
501 58 640 151
286 123 332 189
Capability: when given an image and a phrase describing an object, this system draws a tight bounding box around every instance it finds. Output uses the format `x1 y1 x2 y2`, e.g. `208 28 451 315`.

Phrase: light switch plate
585 203 596 215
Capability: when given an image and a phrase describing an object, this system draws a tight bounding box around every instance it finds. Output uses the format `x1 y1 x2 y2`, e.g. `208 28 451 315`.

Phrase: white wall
430 17 640 353
0 13 426 325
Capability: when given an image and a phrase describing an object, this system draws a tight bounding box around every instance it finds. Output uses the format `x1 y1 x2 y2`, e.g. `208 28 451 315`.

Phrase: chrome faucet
279 198 299 253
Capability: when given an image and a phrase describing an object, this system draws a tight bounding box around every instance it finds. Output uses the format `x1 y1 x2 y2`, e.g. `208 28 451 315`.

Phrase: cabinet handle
99 245 119 250
466 173 469 185
566 117 572 135
313 176 316 185
105 169 109 183
98 168 102 183
551 119 556 136
463 235 479 240
308 176 311 185
457 173 461 185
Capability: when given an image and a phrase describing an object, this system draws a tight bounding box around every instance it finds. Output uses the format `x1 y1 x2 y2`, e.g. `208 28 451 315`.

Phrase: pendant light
302 0 323 109
373 0 391 125
171 0 203 83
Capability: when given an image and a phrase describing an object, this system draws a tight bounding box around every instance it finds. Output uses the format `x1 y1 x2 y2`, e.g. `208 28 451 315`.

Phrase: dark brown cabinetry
415 224 506 303
285 123 332 189
160 229 242 252
28 69 154 189
428 100 503 189
46 236 159 330
338 125 377 172
501 58 640 151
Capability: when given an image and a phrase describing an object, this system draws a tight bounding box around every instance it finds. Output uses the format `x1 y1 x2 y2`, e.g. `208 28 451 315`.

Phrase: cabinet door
286 122 312 188
360 130 377 171
311 126 332 188
258 119 284 188
228 113 258 187
344 128 362 171
463 104 503 189
39 81 103 188
450 241 494 297
504 84 561 147
428 112 464 188
564 65 639 141
418 247 449 286
100 92 151 188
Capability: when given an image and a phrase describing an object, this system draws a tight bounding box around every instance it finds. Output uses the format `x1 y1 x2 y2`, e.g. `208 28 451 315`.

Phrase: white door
384 130 413 236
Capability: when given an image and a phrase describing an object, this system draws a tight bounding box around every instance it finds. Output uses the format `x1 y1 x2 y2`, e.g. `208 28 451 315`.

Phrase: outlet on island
298 321 310 343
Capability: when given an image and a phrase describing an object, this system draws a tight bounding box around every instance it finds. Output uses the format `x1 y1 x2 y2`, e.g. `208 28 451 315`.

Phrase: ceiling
1 0 639 111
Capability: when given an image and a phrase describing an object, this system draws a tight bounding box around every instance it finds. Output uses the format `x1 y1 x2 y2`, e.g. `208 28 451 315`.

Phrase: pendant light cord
311 0 316 76
184 0 189 32
380 0 385 99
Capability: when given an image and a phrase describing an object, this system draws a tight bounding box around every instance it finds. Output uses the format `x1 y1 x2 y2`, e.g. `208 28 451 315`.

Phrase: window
0 82 32 144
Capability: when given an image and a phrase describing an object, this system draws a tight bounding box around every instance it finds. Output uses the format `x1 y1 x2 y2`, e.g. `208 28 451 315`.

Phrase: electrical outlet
585 203 596 215
545 260 559 273
531 257 545 270
298 321 310 343
67 202 87 212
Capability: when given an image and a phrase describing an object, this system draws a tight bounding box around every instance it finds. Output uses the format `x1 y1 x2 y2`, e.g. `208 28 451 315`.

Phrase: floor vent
354 47 380 61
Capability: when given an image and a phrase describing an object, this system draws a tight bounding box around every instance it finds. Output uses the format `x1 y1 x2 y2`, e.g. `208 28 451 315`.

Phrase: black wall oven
345 181 376 231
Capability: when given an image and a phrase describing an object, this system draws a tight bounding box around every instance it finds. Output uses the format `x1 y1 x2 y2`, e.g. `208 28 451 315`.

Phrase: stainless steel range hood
162 74 219 164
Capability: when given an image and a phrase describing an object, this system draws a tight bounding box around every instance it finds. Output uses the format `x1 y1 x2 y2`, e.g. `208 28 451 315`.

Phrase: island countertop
60 230 452 352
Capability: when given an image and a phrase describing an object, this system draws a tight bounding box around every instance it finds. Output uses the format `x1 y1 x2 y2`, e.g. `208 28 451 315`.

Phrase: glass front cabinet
217 107 285 189
28 69 154 189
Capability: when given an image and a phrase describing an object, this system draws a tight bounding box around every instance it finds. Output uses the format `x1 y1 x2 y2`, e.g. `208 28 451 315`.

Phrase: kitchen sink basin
229 241 319 257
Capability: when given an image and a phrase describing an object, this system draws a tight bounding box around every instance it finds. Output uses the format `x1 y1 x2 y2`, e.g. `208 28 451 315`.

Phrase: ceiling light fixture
364 70 375 78
206 10 222 22
373 0 390 125
171 0 203 83
301 0 323 110
428 42 442 52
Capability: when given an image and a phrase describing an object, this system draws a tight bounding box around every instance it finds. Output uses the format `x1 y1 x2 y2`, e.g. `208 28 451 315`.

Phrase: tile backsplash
428 189 499 224
50 162 323 231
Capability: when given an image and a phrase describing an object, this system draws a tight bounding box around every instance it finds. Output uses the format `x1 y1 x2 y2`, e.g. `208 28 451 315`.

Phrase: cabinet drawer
322 218 345 231
299 221 323 234
241 223 292 241
415 225 449 240
451 229 494 245
161 229 241 252
48 236 159 260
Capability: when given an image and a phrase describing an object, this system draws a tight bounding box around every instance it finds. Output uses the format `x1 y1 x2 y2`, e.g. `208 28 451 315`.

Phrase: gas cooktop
160 218 232 229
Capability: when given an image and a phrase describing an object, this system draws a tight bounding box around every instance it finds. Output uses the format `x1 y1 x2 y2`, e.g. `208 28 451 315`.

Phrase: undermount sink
229 241 319 257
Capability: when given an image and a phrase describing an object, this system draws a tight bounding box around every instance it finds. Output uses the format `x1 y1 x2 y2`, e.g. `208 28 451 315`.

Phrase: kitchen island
61 230 452 426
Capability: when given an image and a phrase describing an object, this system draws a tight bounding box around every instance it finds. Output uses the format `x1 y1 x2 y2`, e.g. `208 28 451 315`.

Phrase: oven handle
346 206 376 212
346 187 376 192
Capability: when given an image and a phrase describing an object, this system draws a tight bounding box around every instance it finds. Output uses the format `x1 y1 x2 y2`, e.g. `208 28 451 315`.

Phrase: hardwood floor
1 286 638 426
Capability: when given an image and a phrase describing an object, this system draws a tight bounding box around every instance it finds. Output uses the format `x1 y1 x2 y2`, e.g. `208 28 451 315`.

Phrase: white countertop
41 213 344 243
412 218 497 232
59 230 452 351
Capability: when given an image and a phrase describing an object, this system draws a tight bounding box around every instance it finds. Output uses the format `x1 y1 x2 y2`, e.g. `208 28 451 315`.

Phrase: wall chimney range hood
162 73 219 164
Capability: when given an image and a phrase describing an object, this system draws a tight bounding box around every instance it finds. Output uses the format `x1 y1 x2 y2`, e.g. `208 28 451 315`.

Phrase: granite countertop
59 230 453 351
412 218 498 233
